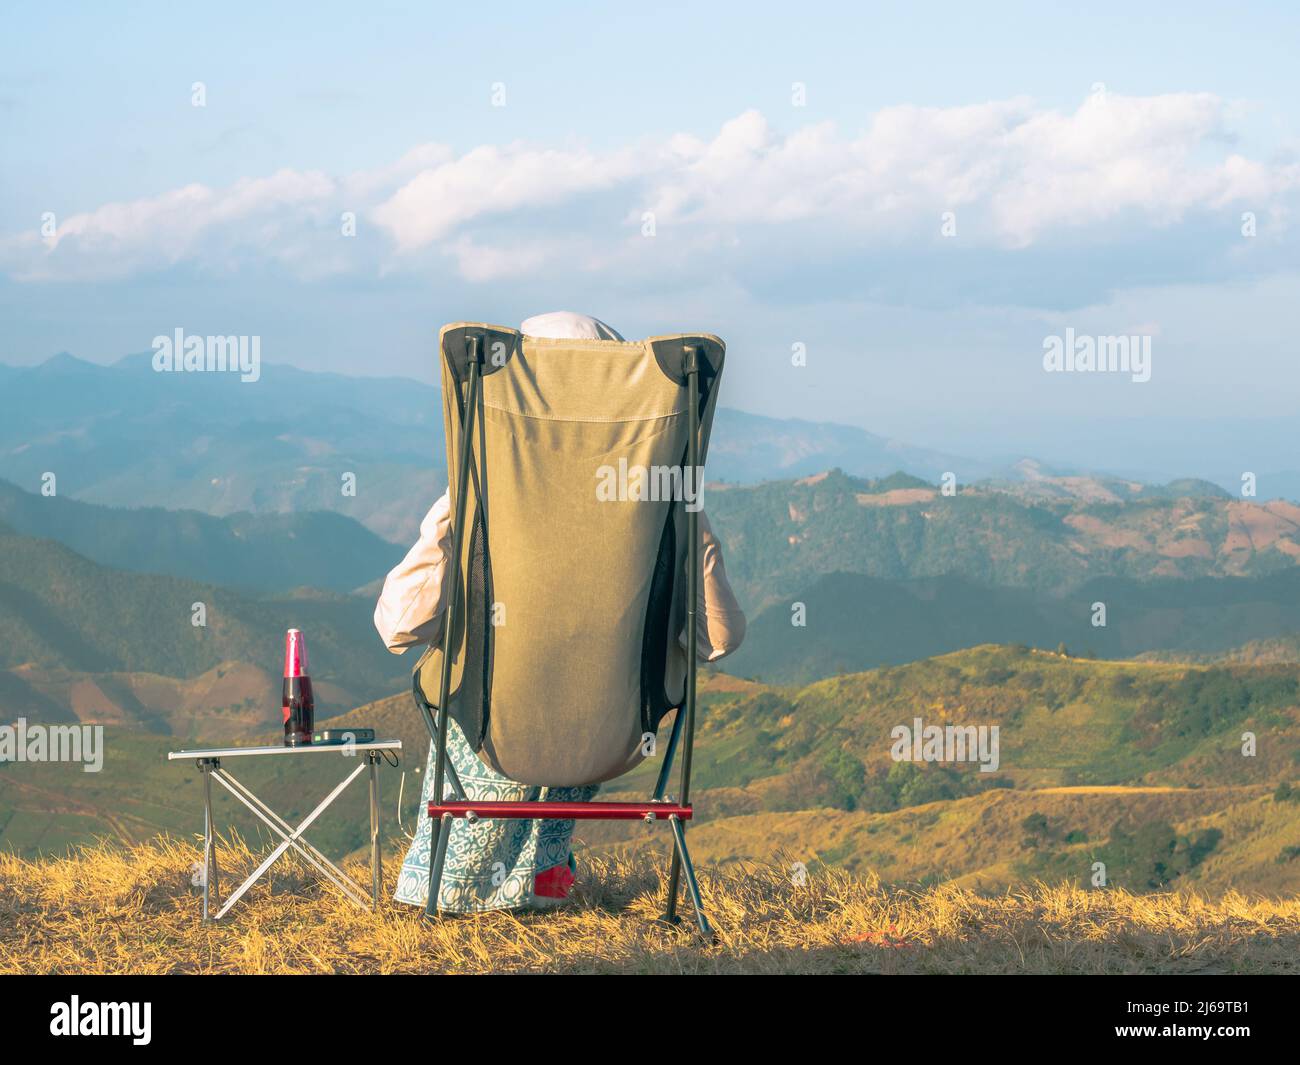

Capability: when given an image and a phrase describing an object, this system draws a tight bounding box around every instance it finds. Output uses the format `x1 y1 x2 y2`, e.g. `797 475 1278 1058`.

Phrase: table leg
368 750 381 908
200 758 221 921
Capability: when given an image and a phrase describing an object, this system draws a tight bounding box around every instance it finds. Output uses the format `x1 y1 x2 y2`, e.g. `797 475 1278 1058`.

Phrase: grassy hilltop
2 838 1297 975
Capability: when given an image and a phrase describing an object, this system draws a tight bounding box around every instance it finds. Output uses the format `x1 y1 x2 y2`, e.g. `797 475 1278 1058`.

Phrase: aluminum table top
168 739 402 760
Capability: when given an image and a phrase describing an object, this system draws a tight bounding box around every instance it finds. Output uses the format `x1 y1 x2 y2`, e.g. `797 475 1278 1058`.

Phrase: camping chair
410 322 725 938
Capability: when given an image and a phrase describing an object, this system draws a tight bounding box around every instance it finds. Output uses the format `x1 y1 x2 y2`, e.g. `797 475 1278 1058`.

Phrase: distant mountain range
2 453 1300 724
5 351 1300 731
0 352 440 543
4 352 1292 546
705 408 989 484
706 469 1300 612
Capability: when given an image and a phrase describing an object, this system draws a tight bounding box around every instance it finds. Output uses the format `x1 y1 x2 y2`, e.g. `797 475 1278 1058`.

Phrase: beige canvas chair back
416 323 725 787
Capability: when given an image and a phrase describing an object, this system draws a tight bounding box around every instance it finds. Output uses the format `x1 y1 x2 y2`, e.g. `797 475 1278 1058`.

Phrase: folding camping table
167 740 402 921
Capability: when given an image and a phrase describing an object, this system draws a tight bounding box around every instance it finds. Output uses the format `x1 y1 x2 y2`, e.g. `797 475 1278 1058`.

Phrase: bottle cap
283 628 309 678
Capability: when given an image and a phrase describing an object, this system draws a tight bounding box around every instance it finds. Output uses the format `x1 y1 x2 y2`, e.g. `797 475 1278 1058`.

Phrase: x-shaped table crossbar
170 740 402 921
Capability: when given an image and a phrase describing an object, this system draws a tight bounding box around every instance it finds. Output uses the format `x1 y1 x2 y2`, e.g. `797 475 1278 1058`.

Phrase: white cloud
343 143 456 200
371 142 646 251
4 93 1297 295
633 94 1299 247
3 169 337 282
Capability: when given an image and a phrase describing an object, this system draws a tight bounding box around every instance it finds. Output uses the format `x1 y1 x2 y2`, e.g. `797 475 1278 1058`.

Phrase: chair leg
660 815 714 941
662 849 683 925
424 812 453 919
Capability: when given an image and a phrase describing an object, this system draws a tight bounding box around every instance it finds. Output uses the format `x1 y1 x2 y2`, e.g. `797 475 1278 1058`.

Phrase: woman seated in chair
374 311 747 914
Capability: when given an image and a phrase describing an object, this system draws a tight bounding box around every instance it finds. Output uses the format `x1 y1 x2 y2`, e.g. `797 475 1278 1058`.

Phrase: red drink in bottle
282 628 314 746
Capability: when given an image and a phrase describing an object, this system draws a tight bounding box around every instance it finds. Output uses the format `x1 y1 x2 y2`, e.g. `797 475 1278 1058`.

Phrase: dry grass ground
2 838 1298 974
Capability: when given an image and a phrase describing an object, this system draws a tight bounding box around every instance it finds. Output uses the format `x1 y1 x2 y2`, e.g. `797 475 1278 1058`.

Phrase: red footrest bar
428 800 692 821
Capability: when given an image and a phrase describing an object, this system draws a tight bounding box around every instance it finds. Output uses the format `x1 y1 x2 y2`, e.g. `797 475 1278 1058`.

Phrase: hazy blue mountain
0 353 994 543
0 352 443 543
0 478 403 593
706 408 991 483
2 353 1291 557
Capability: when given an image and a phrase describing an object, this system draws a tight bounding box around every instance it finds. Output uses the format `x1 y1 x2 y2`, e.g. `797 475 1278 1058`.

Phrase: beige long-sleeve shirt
374 489 747 661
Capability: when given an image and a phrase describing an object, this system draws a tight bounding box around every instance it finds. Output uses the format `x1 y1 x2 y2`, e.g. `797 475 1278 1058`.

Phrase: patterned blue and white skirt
394 719 599 912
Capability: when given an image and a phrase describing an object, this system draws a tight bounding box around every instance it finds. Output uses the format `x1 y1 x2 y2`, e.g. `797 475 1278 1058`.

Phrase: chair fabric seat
417 324 724 787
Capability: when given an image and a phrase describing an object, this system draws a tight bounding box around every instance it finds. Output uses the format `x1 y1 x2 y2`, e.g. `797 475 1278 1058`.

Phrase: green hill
608 646 1300 822
6 648 1299 899
1138 633 1300 666
603 785 1300 896
732 645 1297 799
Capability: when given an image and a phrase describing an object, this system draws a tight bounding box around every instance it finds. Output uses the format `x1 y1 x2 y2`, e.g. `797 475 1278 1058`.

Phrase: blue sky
2 1 1298 466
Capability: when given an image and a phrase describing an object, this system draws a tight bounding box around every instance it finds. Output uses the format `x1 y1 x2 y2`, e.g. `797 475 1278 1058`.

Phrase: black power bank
311 727 376 745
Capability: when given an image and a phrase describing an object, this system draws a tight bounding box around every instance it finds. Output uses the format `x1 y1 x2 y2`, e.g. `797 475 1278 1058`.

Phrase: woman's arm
373 489 453 653
684 510 747 661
